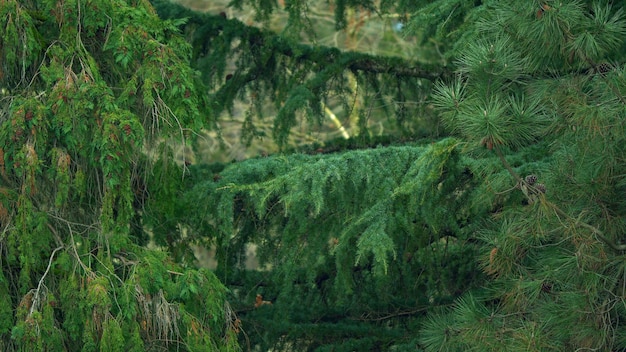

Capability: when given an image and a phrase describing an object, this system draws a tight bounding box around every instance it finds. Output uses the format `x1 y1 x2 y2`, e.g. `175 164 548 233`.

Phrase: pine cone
525 174 538 185
595 62 613 75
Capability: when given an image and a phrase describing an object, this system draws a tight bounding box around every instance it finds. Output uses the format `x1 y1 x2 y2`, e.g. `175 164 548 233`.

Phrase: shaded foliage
152 0 450 147
3 0 626 351
176 139 487 350
149 0 626 351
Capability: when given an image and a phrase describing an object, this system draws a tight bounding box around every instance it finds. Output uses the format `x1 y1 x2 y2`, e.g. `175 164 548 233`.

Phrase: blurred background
172 0 440 163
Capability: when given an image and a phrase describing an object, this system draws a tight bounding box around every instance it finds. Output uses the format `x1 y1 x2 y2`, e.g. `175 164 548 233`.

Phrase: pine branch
494 146 626 252
544 198 626 252
494 146 521 183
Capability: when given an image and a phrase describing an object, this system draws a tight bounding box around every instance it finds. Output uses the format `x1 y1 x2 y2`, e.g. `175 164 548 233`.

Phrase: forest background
1 0 626 351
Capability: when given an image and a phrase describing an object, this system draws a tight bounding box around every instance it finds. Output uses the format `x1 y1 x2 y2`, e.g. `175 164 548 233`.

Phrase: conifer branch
586 60 626 105
351 307 429 321
152 0 450 81
544 199 626 252
31 246 64 317
493 142 626 252
323 104 350 139
493 146 521 183
494 146 625 251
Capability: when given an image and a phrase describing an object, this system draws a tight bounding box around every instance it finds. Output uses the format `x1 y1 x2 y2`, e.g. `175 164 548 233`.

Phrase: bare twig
30 246 64 317
323 104 350 139
350 307 428 322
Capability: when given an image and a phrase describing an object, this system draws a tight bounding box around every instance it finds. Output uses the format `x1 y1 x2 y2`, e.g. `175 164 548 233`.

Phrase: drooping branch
150 0 452 147
151 0 451 81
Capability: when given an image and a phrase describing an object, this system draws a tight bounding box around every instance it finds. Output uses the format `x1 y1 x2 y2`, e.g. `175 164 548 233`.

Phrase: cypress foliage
0 0 238 350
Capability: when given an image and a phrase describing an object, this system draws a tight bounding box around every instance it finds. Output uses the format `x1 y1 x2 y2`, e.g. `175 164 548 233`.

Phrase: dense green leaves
0 0 237 350
2 0 626 350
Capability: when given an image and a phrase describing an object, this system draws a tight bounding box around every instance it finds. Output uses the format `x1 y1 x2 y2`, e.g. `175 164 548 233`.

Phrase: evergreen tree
3 0 626 351
150 0 626 351
0 0 239 350
421 1 626 350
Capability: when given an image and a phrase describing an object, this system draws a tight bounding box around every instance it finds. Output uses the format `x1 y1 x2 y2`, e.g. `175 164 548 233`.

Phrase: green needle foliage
421 1 626 351
151 0 449 146
0 0 238 350
3 0 626 351
178 138 485 351
149 0 626 350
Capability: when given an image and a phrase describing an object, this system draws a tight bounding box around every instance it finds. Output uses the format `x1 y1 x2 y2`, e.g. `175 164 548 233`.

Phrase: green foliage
149 0 626 351
3 0 625 350
420 1 626 351
0 273 12 336
172 138 488 349
100 318 125 352
151 0 447 147
403 0 487 63
0 0 237 350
